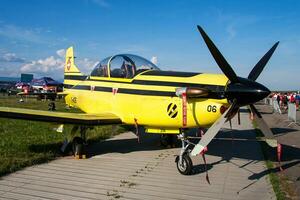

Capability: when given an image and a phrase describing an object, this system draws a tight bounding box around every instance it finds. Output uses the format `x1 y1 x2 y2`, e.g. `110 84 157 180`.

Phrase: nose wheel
175 131 194 175
175 153 193 175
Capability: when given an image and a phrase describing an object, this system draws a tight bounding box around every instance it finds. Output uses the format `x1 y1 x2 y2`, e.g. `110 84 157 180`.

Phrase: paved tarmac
256 103 300 198
0 110 275 200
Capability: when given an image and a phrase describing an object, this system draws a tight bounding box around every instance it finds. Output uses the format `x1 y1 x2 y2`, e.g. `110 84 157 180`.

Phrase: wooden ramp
0 111 275 200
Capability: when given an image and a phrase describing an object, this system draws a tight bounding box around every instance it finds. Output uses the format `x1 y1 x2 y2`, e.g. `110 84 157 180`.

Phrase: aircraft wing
0 107 122 125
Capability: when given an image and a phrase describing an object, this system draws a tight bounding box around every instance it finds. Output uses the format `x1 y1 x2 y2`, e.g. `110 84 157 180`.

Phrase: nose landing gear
175 130 193 175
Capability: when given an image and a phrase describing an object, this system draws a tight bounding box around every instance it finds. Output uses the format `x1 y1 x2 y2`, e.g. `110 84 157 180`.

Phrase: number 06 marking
207 105 217 112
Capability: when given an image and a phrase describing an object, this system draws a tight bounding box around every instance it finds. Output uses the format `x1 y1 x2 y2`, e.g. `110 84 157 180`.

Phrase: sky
0 0 299 90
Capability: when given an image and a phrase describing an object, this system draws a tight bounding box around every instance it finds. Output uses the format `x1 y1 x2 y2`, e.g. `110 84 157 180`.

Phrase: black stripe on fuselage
132 79 224 89
72 85 176 97
141 71 199 77
66 75 224 89
64 75 225 98
64 84 74 89
73 85 91 90
64 75 87 80
69 84 225 98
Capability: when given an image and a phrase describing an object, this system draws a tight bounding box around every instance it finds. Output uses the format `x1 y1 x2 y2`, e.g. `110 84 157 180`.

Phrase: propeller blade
249 104 277 147
248 42 279 81
197 25 239 83
191 102 236 156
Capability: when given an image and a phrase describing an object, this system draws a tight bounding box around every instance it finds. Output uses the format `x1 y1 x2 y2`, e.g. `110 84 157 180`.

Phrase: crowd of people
270 92 300 111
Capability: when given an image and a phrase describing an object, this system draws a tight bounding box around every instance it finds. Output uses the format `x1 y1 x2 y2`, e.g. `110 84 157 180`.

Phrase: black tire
72 137 84 156
160 134 177 148
160 134 169 147
176 154 193 175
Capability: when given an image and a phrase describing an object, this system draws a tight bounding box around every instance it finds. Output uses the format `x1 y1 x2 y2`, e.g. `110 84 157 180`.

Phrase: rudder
64 46 86 90
65 46 81 73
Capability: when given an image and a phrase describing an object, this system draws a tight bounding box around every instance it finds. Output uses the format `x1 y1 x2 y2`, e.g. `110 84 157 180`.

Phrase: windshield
90 54 160 78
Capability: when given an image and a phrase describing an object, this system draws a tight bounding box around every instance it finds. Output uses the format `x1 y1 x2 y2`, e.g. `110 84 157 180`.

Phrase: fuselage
64 70 230 131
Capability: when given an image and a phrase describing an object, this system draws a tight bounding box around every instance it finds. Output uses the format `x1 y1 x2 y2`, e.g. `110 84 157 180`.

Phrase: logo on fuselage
66 57 71 71
167 103 178 118
71 96 77 104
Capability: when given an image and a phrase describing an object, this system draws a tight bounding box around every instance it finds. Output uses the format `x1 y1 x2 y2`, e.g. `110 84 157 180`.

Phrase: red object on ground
277 143 283 171
23 86 29 94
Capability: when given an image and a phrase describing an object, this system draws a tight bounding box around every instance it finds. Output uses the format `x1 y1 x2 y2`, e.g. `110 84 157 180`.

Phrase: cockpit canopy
91 54 160 78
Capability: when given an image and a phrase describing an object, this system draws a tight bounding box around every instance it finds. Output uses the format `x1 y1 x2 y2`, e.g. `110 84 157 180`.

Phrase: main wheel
160 134 169 147
176 154 193 175
160 134 176 147
72 137 84 156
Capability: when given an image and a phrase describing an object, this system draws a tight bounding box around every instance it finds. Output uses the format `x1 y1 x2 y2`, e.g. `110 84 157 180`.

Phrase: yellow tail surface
63 46 86 93
64 46 81 73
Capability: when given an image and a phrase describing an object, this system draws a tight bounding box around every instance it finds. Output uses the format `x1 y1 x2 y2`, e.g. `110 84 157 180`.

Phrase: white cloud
0 53 25 63
56 49 66 58
19 49 98 79
151 56 158 65
77 58 98 74
20 56 64 75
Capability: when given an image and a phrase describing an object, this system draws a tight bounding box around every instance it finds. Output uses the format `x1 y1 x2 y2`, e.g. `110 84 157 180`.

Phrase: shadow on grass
29 142 63 155
248 160 300 180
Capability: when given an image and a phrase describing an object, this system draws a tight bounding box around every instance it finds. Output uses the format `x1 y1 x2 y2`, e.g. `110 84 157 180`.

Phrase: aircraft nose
256 83 271 99
225 77 271 106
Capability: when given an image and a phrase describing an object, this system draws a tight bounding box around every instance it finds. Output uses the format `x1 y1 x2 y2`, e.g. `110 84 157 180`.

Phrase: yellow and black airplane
0 26 279 175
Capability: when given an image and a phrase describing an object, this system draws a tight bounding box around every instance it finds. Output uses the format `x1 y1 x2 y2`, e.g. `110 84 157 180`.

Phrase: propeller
191 26 279 156
248 42 279 81
197 26 239 83
249 104 277 147
191 101 236 156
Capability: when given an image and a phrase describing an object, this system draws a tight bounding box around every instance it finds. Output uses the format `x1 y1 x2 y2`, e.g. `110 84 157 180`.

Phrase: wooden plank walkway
0 110 275 199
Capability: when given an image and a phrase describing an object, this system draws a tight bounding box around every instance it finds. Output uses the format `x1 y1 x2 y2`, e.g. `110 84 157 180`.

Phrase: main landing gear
70 126 88 159
160 134 176 147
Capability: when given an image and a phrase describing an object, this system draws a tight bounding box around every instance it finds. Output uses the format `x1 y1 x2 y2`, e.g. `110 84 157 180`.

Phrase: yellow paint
63 47 86 94
64 47 81 73
145 128 180 134
63 47 231 133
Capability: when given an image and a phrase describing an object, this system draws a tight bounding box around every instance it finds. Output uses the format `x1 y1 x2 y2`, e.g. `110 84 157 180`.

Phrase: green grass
252 121 286 200
0 95 127 177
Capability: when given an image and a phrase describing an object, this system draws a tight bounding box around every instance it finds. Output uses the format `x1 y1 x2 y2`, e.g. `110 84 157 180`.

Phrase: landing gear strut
175 130 193 175
71 126 88 159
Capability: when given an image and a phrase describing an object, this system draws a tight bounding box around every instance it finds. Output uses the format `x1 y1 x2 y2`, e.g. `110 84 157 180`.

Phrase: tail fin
64 46 86 90
65 46 81 73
